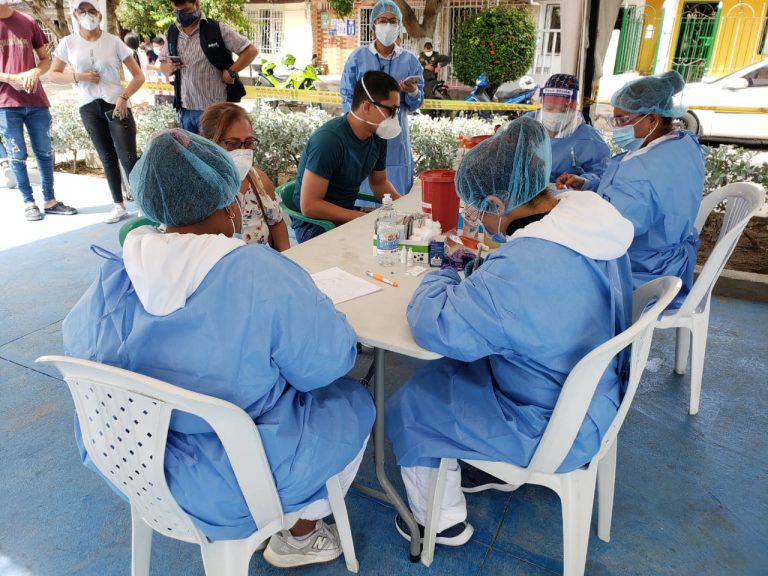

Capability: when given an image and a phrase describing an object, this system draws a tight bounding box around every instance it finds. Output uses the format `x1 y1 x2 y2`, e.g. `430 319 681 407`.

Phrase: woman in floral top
200 103 290 251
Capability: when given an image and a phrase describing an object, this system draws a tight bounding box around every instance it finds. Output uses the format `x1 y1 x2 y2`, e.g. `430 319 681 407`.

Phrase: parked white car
678 58 768 145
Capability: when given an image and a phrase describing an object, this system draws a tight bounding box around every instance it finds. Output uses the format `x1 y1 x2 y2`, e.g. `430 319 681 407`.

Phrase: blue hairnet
130 129 240 227
371 0 402 25
456 116 551 214
611 70 687 117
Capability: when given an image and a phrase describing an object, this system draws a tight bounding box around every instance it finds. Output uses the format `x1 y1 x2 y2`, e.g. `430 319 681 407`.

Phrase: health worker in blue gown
557 70 704 309
532 74 610 184
385 117 635 547
340 0 423 204
62 129 374 569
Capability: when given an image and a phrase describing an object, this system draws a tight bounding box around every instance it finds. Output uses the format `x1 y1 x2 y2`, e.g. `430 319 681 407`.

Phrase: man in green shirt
293 71 401 243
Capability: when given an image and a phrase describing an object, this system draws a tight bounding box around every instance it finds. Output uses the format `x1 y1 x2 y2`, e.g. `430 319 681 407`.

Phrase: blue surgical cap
371 0 402 25
456 116 551 214
611 70 687 117
130 129 240 227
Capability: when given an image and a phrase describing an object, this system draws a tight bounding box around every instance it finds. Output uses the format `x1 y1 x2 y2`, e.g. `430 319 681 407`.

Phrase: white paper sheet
310 267 381 305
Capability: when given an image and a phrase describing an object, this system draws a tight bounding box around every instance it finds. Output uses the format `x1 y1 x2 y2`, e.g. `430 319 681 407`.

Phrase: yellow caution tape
596 100 768 114
140 82 539 111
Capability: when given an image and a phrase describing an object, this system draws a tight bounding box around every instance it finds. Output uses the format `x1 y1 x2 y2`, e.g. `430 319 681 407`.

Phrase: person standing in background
340 0 423 203
49 1 144 224
0 0 77 221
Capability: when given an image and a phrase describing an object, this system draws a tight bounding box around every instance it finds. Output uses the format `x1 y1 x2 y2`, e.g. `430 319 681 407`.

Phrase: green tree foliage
452 6 537 89
116 0 250 39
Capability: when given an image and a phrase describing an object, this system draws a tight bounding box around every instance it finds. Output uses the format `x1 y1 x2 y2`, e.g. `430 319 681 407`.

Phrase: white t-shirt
54 32 133 107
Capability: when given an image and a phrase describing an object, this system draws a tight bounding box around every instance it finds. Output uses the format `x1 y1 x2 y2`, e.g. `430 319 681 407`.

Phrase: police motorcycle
464 73 538 118
252 54 320 90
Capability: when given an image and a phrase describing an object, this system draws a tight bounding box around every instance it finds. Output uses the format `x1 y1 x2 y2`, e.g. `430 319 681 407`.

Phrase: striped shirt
167 17 251 111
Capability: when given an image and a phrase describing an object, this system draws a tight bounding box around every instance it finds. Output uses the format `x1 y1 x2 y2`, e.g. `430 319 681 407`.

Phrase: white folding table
284 192 440 561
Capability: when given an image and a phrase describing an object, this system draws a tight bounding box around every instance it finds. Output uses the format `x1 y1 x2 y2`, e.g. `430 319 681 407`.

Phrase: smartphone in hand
403 75 421 84
104 110 125 122
168 56 183 65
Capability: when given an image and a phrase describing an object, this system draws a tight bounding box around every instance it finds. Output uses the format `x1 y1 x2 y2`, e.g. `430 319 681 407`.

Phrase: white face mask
423 51 433 57
541 111 568 133
227 149 254 182
78 14 100 31
351 76 402 140
375 23 399 47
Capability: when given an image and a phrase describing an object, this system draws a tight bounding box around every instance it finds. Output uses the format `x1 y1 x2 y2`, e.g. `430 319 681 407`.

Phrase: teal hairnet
611 70 687 117
130 129 240 227
371 0 402 25
456 116 551 214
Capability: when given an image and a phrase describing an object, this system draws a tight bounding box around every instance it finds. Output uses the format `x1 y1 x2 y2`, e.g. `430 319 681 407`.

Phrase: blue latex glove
463 255 485 277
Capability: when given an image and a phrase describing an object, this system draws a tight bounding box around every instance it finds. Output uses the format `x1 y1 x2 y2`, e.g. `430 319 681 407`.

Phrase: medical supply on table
443 231 489 271
405 265 428 277
428 240 445 268
366 270 398 287
375 194 400 266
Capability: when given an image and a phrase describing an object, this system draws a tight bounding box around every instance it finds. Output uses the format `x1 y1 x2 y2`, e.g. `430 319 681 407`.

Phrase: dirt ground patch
55 160 104 177
697 211 768 275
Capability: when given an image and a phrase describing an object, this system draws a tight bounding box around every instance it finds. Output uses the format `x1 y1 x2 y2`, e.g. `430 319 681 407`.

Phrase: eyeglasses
374 17 399 25
369 100 399 118
462 204 484 228
607 114 642 128
221 137 258 151
76 9 99 16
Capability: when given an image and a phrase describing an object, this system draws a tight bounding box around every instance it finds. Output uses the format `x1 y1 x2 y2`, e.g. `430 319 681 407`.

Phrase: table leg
372 347 421 562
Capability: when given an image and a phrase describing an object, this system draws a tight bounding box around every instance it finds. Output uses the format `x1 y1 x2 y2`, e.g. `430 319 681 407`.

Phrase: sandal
24 204 43 221
44 201 78 215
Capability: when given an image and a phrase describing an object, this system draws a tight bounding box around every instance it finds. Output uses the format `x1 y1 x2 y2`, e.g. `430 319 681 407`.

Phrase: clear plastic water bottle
376 194 399 266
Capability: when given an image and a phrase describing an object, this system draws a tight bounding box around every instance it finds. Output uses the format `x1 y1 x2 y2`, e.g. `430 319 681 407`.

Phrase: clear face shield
537 87 583 138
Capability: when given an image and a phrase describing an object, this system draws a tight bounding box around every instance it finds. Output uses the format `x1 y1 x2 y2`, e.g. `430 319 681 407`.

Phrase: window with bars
246 7 284 55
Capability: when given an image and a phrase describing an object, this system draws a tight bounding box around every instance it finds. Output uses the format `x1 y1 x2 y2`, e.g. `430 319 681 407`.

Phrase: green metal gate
614 6 644 74
671 2 721 82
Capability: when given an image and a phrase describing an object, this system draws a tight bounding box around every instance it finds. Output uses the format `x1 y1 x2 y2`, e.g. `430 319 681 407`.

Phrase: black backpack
166 18 247 109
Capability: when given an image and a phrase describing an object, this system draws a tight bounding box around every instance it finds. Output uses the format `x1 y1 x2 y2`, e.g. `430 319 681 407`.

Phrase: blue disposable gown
550 123 611 183
63 245 375 540
525 112 611 184
386 239 634 472
341 45 424 199
585 131 704 307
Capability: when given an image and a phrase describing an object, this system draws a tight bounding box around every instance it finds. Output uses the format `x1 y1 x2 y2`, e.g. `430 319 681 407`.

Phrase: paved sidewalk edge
698 266 768 303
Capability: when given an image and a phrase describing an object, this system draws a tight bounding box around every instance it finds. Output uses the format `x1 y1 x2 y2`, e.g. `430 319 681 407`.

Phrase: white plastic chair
654 182 765 415
36 355 359 576
420 276 682 576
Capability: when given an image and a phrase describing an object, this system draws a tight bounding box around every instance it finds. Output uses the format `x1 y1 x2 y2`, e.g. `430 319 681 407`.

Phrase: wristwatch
227 68 239 81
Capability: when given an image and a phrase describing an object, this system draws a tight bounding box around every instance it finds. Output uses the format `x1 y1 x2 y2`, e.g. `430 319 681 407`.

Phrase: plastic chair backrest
36 356 284 539
680 182 765 316
528 276 682 473
119 216 160 247
276 180 336 232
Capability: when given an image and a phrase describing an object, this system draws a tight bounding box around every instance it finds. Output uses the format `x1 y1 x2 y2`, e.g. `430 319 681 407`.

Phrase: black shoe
460 464 519 494
394 514 473 547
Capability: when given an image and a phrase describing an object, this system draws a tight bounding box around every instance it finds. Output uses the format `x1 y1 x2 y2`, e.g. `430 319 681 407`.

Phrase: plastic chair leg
326 474 359 573
559 468 598 576
596 442 617 543
422 459 451 567
200 539 252 576
688 310 711 416
130 507 152 576
674 326 691 375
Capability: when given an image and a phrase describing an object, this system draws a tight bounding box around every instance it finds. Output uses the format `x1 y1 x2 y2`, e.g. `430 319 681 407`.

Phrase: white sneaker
105 205 131 224
2 165 15 188
263 520 343 568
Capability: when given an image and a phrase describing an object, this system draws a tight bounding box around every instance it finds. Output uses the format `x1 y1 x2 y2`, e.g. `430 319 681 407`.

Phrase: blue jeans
179 108 202 134
0 106 55 204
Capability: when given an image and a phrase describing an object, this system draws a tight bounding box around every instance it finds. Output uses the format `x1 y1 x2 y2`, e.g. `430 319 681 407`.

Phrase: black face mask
175 9 200 27
505 212 549 236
